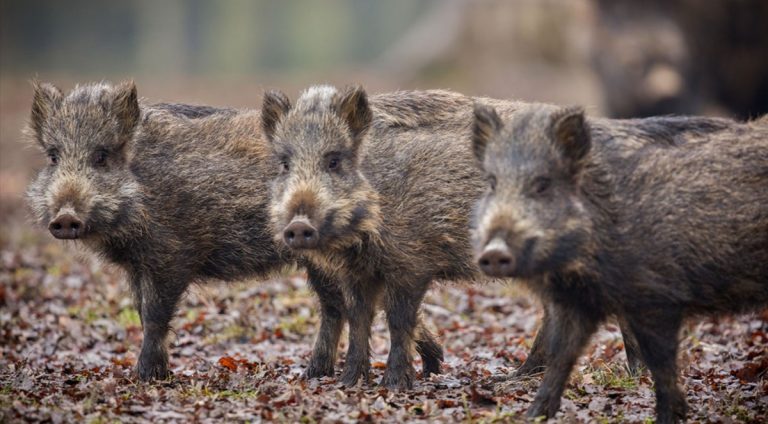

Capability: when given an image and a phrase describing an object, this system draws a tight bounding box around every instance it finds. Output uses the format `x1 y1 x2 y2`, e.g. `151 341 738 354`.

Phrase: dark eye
531 176 552 195
48 149 59 166
280 159 290 172
487 174 497 191
327 157 340 171
93 149 108 167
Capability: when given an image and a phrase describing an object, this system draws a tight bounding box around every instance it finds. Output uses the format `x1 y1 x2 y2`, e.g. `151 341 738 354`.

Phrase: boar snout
48 211 85 239
283 218 319 249
478 237 514 277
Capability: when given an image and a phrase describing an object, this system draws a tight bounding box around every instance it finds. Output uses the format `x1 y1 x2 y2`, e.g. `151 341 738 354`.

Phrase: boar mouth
479 236 561 279
528 231 588 276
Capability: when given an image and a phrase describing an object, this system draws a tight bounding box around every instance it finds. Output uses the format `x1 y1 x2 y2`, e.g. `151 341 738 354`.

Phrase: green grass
591 365 638 391
117 307 141 328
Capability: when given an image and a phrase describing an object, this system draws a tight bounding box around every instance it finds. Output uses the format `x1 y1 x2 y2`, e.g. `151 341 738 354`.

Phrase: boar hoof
381 367 415 391
136 359 170 382
421 357 441 379
303 359 335 379
339 361 370 387
512 362 546 378
527 393 560 420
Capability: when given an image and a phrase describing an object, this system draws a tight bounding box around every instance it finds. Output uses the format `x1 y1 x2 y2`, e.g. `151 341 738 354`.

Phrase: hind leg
625 310 686 424
514 306 554 377
415 318 443 378
617 315 644 376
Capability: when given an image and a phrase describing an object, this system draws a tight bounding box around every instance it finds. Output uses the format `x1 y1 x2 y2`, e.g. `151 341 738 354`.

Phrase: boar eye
47 149 59 167
327 156 341 171
531 176 552 195
279 158 290 173
93 149 108 167
325 152 342 173
487 174 497 191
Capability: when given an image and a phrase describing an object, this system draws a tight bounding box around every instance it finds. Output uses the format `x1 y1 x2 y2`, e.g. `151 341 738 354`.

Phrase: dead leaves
1 230 766 422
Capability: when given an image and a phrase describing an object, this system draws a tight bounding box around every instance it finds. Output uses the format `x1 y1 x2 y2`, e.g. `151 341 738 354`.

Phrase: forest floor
1 227 766 423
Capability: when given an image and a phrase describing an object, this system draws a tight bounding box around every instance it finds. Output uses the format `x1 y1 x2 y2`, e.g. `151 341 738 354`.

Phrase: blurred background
2 0 768 227
3 3 768 420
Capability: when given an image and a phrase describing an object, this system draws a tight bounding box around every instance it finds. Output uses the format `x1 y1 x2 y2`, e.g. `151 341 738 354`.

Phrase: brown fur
472 103 768 422
264 85 612 389
25 81 292 381
24 81 446 383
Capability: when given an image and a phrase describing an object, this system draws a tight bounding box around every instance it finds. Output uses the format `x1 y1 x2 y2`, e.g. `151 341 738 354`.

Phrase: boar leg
135 274 187 381
617 315 644 375
626 310 686 424
381 280 430 390
304 266 347 379
527 304 598 419
514 306 555 377
339 280 382 387
415 319 443 378
518 311 643 378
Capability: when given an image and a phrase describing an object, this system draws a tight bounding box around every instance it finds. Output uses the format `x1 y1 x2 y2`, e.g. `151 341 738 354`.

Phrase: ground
0 227 766 424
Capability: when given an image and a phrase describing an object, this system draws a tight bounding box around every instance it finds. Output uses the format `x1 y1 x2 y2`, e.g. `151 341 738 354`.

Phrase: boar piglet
261 85 489 389
25 81 445 384
25 81 348 381
472 103 768 422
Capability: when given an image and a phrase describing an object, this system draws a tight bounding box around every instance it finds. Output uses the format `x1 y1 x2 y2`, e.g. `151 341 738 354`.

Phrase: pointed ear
30 80 63 142
472 103 503 164
333 85 371 149
550 106 590 168
111 80 140 142
262 90 291 142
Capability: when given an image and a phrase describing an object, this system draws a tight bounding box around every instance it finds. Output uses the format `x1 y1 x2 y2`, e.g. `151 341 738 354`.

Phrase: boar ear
29 80 63 142
550 106 590 167
262 90 291 142
472 103 503 164
112 81 140 142
333 85 372 149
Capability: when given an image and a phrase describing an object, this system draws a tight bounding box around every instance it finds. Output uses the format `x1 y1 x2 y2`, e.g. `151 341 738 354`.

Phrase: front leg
304 265 346 379
135 274 188 381
527 304 599 419
339 280 381 387
381 279 430 390
514 306 554 377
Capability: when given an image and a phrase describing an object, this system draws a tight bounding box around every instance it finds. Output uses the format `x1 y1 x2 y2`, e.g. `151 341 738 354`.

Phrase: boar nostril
48 214 85 240
283 220 319 249
478 247 515 277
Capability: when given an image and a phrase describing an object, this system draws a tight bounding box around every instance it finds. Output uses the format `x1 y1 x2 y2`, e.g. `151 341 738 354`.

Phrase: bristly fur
262 84 533 390
24 81 454 383
472 103 768 422
24 81 307 382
